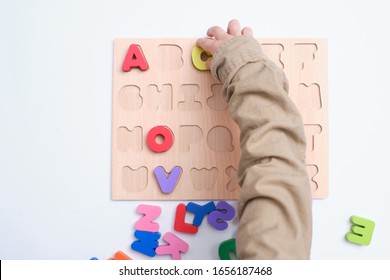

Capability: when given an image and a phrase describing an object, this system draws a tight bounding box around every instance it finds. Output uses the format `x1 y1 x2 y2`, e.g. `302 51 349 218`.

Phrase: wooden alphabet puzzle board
111 38 328 200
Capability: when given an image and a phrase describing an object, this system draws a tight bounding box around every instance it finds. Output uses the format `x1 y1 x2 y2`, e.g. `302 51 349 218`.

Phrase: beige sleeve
211 36 312 259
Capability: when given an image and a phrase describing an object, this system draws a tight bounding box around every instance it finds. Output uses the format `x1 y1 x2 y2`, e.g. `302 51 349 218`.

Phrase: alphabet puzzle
111 38 328 200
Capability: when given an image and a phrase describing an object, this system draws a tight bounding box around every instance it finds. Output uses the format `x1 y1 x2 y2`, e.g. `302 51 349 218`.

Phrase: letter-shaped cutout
225 166 239 192
218 238 237 260
146 126 174 153
154 166 182 194
187 201 216 227
207 126 234 152
155 232 189 260
158 44 184 71
118 85 143 111
131 230 161 257
207 201 236 231
147 84 173 111
179 125 203 152
304 124 322 153
190 167 218 191
174 203 198 234
122 166 148 192
294 43 317 70
306 164 319 192
191 46 212 71
117 126 142 152
134 204 162 232
345 216 375 246
122 44 149 72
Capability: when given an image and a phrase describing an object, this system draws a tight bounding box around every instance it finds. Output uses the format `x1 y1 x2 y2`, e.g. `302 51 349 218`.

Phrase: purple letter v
153 166 182 194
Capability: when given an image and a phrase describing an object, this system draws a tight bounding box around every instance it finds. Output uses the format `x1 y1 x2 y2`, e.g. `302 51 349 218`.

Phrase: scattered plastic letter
155 232 189 260
187 201 216 226
207 201 236 230
218 238 237 260
345 215 375 246
134 204 162 232
174 203 198 234
131 230 161 257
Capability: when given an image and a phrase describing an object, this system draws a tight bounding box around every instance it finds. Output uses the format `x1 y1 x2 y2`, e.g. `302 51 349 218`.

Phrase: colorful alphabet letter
207 201 236 231
186 201 216 226
131 230 161 257
191 46 212 71
108 250 132 260
146 126 174 153
174 203 198 234
134 204 162 232
153 166 182 194
345 215 375 246
122 44 149 72
156 232 189 260
218 238 237 260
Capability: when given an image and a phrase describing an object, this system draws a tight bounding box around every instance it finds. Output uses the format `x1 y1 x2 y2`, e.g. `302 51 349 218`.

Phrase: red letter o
147 126 174 153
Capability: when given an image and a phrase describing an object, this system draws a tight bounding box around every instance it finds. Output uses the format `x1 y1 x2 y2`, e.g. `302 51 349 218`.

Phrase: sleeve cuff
211 36 265 83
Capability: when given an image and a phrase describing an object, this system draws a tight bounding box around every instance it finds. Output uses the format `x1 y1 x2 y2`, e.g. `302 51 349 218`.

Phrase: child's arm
197 20 312 259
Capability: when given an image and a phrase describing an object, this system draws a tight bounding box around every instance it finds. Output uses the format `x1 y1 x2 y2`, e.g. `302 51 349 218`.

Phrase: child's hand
196 19 253 69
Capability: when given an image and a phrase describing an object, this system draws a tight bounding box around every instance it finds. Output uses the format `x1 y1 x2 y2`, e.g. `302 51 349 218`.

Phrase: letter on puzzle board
111 39 328 200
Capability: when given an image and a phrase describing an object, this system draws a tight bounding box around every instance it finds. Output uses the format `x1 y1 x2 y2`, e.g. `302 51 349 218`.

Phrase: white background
1 0 390 260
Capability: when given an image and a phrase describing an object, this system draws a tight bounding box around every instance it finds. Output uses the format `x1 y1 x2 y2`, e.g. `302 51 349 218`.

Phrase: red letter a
122 44 149 72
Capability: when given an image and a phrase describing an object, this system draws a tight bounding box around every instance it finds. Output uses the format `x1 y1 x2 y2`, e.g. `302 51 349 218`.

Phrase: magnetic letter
154 166 182 194
207 201 236 231
122 44 149 72
155 232 189 260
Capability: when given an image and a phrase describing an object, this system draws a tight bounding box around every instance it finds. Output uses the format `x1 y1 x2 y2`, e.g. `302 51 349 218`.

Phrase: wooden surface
111 38 328 200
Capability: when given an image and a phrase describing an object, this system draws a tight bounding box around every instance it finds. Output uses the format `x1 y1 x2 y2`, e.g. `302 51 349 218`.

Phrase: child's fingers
241 27 253 37
227 19 242 36
196 38 217 54
207 26 229 40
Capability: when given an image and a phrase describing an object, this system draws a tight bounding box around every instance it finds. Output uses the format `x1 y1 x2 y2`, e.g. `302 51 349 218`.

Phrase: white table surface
1 0 389 259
